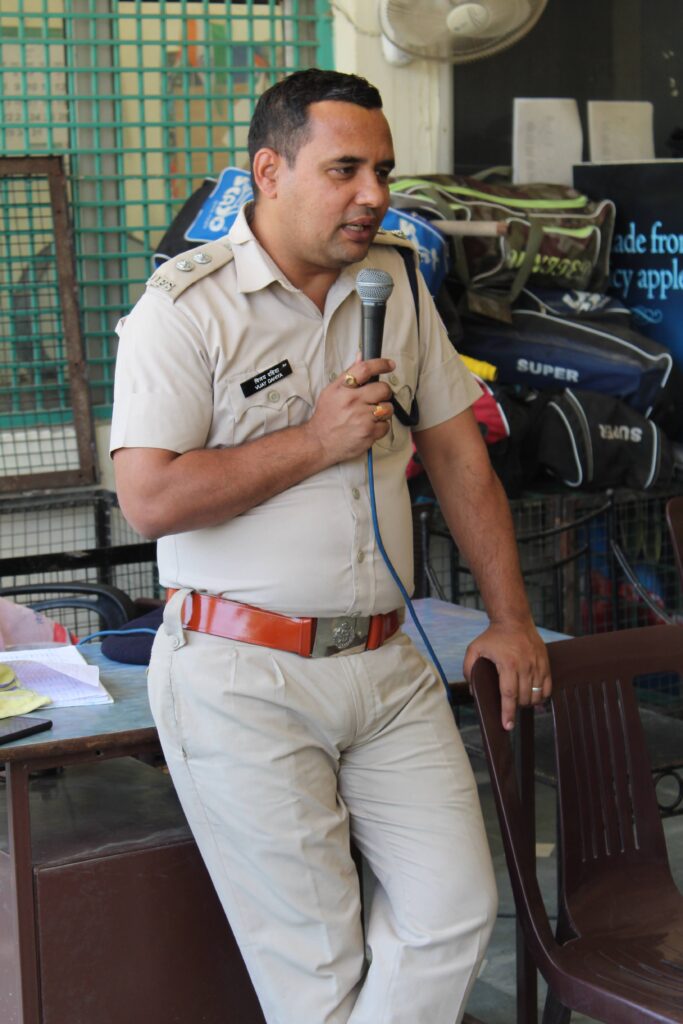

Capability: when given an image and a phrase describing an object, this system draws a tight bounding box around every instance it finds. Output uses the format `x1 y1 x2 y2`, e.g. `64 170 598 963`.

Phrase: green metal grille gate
0 0 333 451
0 154 97 490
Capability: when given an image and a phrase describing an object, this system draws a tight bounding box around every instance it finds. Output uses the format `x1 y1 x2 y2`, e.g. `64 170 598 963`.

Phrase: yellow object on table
0 664 52 718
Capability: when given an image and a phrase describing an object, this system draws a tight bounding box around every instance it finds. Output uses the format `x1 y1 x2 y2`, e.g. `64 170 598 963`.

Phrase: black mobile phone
0 715 53 745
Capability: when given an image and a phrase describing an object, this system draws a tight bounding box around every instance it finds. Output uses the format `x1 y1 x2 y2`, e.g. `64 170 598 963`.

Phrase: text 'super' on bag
457 306 683 440
536 390 674 491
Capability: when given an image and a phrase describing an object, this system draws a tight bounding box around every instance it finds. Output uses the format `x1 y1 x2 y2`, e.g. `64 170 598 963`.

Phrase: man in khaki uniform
111 69 550 1024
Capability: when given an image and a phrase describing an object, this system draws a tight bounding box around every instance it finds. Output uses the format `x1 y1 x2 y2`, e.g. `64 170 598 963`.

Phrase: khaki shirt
110 207 480 617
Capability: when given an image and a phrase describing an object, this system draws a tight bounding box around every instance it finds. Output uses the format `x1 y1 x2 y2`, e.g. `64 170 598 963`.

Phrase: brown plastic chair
471 625 683 1024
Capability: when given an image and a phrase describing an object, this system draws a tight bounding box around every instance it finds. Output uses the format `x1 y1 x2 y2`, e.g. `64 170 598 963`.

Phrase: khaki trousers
148 590 497 1024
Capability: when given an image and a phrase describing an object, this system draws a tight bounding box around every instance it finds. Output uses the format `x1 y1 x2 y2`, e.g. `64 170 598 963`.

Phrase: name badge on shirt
240 360 293 398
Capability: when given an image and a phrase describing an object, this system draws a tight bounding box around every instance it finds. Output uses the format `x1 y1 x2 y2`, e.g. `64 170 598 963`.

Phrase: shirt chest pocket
226 364 314 446
375 354 418 453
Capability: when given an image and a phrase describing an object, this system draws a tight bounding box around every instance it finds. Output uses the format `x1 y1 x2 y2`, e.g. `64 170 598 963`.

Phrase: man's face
269 100 395 274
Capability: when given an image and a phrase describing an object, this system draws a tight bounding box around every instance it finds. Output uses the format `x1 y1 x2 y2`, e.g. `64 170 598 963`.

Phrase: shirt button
268 390 280 403
389 374 399 386
170 636 181 650
328 370 337 382
357 551 365 563
352 487 361 500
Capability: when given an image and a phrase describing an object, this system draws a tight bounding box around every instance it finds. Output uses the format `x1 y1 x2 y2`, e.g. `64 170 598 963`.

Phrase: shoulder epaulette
372 227 418 253
146 236 234 302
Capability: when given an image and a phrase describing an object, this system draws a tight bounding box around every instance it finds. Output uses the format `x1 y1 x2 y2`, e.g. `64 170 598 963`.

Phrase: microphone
356 269 394 381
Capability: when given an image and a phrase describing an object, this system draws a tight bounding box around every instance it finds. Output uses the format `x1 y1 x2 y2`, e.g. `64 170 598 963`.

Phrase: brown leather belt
166 590 402 658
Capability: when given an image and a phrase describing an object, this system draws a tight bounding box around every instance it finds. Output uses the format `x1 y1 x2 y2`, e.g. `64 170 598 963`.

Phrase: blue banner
186 167 254 242
574 161 683 371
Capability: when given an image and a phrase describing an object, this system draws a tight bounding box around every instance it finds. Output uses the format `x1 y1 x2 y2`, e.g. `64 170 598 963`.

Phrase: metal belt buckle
311 615 370 658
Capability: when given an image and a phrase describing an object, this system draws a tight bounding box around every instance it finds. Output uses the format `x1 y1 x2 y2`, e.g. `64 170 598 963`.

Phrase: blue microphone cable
77 627 158 646
367 449 454 705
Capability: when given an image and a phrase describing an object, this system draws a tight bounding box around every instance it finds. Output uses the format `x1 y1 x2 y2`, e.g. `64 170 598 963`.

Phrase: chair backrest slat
602 678 637 856
548 628 678 922
666 496 683 587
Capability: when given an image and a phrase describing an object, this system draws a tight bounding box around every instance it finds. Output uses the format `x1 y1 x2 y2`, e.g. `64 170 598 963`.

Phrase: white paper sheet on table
0 645 112 707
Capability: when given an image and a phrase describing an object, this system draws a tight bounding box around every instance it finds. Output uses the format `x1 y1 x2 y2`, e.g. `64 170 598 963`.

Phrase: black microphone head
356 268 394 305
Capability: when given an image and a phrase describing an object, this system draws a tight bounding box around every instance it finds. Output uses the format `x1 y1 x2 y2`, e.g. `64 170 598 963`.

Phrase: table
0 653 155 1020
404 597 565 694
0 602 564 1024
0 649 267 1024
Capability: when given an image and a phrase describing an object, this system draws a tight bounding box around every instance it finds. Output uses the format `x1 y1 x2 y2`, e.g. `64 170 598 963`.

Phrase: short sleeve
110 292 213 454
412 270 481 431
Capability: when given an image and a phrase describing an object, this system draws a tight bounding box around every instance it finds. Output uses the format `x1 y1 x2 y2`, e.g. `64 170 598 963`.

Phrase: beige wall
331 1 453 175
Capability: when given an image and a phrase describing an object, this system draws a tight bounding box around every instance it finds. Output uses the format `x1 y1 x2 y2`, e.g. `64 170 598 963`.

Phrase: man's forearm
436 462 532 626
415 410 551 727
113 421 331 539
414 412 532 626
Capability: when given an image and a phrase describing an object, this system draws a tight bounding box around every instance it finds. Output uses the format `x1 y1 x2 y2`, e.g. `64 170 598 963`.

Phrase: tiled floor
462 749 683 1024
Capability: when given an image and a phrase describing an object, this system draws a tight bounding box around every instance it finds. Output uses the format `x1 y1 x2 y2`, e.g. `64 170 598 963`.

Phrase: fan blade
381 0 457 50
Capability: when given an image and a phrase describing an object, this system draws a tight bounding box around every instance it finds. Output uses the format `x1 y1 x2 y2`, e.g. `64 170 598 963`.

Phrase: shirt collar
227 202 377 306
228 203 299 295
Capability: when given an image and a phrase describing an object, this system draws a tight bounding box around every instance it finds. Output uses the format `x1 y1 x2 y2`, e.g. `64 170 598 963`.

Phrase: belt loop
163 587 192 649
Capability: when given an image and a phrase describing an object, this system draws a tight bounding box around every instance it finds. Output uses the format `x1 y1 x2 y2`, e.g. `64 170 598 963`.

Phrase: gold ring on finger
343 373 358 389
531 686 543 693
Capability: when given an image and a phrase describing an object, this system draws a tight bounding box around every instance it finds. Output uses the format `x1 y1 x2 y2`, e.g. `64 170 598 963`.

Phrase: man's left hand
462 621 551 732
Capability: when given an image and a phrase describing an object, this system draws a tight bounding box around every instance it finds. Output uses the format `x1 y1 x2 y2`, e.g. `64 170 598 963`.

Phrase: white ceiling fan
378 0 549 66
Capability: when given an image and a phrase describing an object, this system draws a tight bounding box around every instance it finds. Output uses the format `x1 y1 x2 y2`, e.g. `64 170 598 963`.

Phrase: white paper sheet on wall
512 97 583 185
587 101 655 162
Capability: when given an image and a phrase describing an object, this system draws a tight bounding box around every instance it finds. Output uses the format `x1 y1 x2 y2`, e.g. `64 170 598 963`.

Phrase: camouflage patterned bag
389 175 615 320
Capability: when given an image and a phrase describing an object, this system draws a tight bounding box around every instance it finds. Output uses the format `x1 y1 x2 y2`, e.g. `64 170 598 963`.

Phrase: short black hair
247 68 383 194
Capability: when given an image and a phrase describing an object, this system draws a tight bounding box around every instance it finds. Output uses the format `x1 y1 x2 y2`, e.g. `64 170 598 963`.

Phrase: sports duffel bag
457 305 683 439
389 174 615 314
536 389 675 491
